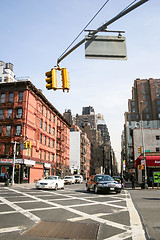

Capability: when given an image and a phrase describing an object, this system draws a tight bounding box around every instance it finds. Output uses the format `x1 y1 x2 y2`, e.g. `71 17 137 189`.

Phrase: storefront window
1 93 5 103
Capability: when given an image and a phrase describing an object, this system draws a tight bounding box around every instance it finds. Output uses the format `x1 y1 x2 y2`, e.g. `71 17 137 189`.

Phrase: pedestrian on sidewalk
131 173 136 189
4 171 9 186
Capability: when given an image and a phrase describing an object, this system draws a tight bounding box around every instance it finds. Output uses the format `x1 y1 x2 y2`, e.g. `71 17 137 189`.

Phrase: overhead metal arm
57 0 149 65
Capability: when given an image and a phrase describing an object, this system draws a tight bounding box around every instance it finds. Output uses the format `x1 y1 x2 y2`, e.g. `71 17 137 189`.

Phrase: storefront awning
134 155 160 168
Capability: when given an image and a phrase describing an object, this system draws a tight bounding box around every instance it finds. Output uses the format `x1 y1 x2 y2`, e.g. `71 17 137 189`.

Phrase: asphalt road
0 183 146 240
128 188 160 240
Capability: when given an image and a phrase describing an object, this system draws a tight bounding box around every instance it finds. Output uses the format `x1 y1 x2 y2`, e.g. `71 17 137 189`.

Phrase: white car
35 176 64 190
64 176 75 185
74 175 83 184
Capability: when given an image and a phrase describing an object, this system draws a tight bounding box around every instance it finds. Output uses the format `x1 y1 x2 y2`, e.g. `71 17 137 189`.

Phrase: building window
9 92 14 102
156 88 159 93
52 153 54 162
53 127 55 135
49 112 51 121
136 114 139 120
142 88 146 94
158 108 160 112
6 126 11 136
157 100 160 105
17 108 22 117
41 119 43 128
45 122 47 131
19 92 23 102
132 107 135 112
0 110 3 120
16 125 21 136
39 149 42 159
156 136 160 140
52 140 55 148
156 147 160 152
158 114 160 119
48 152 50 161
157 94 160 98
45 136 46 145
40 134 42 143
0 126 2 136
44 151 46 160
41 105 43 114
49 125 51 134
53 115 55 123
45 109 47 118
145 101 149 106
143 95 146 99
48 138 50 147
1 93 5 103
146 114 149 119
0 77 2 82
7 109 12 118
145 107 149 112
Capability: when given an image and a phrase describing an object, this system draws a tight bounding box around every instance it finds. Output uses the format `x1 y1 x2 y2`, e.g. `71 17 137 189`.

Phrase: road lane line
125 190 146 240
0 226 24 234
8 188 129 231
103 230 132 240
0 196 40 223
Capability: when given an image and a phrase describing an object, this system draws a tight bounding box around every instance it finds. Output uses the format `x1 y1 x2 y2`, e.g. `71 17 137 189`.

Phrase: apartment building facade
123 78 160 179
0 81 70 183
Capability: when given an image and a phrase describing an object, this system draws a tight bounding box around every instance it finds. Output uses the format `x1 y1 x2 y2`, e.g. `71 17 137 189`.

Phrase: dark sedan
86 174 122 194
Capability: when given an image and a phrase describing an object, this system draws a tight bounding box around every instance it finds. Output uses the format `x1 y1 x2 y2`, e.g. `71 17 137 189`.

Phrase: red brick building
0 81 70 183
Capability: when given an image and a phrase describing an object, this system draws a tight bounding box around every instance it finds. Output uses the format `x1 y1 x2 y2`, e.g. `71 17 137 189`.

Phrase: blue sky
1 0 159 168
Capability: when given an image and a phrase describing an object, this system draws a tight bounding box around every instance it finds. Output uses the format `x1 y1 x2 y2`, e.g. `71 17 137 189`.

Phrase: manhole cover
23 221 99 239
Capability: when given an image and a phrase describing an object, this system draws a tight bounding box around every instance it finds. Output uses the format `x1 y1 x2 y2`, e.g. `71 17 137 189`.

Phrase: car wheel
94 185 99 194
116 190 121 194
55 184 58 191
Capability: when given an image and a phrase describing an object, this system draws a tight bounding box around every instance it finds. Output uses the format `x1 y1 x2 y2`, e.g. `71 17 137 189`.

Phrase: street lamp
11 141 18 185
140 101 148 189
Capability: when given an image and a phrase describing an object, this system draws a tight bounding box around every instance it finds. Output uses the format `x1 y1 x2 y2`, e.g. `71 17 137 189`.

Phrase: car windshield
95 175 114 182
47 176 57 180
75 176 80 178
65 176 72 179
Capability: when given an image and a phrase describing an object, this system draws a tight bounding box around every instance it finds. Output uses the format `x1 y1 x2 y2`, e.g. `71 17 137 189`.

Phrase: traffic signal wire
58 0 110 63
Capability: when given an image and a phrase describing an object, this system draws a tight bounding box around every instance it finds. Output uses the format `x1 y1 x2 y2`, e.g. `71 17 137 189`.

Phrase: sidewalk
0 182 35 188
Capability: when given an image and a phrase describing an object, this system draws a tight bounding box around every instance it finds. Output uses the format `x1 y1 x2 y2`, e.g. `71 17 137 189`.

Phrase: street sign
85 35 127 60
145 150 150 152
153 172 160 183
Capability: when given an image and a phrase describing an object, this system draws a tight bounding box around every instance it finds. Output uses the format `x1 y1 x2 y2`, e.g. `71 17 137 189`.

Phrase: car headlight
36 182 40 186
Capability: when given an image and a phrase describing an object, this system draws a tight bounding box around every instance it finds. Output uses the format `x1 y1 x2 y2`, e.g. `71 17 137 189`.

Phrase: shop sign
24 159 35 166
0 159 23 164
44 163 51 169
153 172 160 183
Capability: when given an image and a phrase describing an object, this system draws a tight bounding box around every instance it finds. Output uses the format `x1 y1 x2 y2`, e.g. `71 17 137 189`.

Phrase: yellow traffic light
45 68 57 90
61 68 69 92
29 141 32 148
24 142 28 149
138 146 142 153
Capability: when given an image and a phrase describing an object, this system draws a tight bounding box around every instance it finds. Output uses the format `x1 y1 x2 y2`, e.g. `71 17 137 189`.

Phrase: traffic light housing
45 69 57 90
29 141 32 148
24 142 28 149
138 146 142 153
61 68 69 92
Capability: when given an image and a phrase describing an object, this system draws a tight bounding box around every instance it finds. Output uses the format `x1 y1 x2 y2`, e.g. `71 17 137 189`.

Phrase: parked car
74 175 83 184
86 174 122 194
112 176 121 183
64 176 75 185
35 176 64 190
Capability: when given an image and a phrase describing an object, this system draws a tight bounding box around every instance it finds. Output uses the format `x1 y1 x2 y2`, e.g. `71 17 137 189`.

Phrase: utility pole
11 141 18 185
140 101 148 189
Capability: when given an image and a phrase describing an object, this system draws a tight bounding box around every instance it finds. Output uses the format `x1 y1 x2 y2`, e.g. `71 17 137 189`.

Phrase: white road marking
125 190 146 240
0 226 24 233
0 196 40 223
8 188 129 231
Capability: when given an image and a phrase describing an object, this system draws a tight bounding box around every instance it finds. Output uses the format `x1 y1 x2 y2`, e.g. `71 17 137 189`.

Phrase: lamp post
140 101 148 189
11 141 18 185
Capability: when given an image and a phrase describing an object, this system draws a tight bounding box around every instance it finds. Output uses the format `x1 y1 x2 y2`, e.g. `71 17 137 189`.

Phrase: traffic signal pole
57 0 149 66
